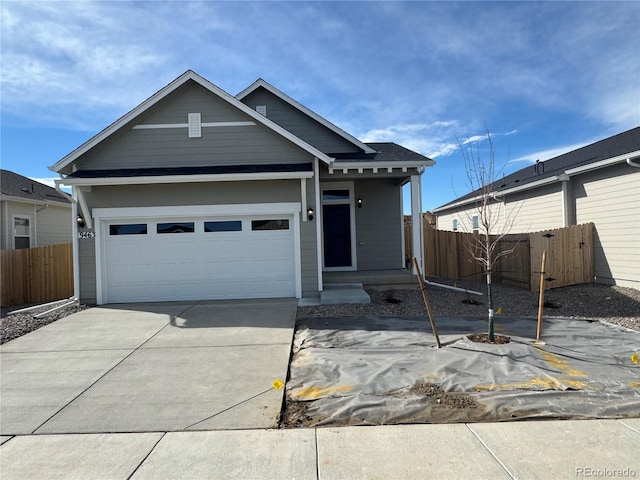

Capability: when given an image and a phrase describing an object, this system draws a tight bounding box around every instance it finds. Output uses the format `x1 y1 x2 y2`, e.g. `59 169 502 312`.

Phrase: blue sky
1 1 639 212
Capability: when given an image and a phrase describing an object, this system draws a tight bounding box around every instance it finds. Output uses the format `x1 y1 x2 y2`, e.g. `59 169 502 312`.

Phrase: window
14 217 30 249
204 221 242 232
452 219 458 232
110 224 148 235
251 219 289 231
472 215 480 234
157 222 195 234
322 189 350 201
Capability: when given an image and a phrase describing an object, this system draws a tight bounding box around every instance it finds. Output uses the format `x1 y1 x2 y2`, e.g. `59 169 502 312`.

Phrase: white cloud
509 142 589 165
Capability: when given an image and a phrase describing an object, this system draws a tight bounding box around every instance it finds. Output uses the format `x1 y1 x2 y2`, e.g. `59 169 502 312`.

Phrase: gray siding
78 234 97 304
75 81 314 171
300 177 319 296
241 88 361 154
78 179 319 303
354 179 403 270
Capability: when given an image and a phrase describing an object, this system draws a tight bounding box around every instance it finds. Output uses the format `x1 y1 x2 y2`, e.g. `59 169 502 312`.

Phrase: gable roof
433 126 640 212
50 70 333 174
1 170 70 205
236 78 377 154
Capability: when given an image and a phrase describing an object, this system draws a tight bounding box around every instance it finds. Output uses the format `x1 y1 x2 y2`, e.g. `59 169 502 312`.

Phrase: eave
56 171 314 187
0 194 71 208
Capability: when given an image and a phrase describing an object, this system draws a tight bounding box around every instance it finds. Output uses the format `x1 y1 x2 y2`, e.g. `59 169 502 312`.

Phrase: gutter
626 157 640 168
55 175 80 302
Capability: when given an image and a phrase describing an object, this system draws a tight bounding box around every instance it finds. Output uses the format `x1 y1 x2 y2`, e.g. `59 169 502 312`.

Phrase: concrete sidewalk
1 419 639 479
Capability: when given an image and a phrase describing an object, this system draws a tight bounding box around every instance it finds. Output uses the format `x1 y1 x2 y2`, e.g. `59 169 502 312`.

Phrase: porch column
410 175 424 276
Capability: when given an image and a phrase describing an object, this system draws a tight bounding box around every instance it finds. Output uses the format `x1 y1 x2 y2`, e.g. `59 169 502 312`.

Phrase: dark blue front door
322 204 352 267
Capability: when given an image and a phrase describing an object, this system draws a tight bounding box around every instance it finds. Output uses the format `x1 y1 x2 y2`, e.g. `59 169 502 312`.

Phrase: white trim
71 196 80 300
410 175 423 275
57 171 313 187
236 78 377 154
314 158 323 292
332 160 434 170
320 181 357 271
11 214 32 249
565 150 640 175
133 121 256 129
400 186 405 269
50 70 333 173
0 195 70 208
94 202 302 305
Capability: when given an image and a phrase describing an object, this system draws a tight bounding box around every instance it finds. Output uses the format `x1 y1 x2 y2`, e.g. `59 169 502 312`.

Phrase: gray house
432 127 640 290
51 71 434 304
1 170 71 250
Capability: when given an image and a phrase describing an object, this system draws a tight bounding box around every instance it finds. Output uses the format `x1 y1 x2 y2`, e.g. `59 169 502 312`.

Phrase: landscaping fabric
286 316 640 426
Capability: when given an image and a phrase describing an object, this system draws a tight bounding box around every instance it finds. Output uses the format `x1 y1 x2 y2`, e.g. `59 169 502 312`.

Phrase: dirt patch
408 382 478 409
467 333 511 344
281 400 312 428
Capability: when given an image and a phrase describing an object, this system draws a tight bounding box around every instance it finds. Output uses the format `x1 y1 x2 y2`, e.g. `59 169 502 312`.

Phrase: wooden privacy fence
1 243 73 307
405 223 594 291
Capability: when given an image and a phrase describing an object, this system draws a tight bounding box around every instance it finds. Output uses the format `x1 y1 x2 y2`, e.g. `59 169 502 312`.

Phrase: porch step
320 283 371 305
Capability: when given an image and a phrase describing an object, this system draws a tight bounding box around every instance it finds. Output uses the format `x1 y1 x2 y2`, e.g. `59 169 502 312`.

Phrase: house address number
78 231 96 239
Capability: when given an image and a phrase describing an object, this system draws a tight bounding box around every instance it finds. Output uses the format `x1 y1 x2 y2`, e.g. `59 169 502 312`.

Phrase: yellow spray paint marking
535 347 586 377
294 385 352 400
631 352 639 365
271 379 285 390
476 376 586 392
496 307 502 315
628 381 640 388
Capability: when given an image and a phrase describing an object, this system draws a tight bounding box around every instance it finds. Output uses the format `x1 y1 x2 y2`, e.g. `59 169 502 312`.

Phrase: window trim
12 215 31 249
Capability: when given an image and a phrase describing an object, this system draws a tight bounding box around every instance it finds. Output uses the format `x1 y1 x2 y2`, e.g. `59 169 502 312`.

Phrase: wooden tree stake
536 250 547 343
413 257 442 348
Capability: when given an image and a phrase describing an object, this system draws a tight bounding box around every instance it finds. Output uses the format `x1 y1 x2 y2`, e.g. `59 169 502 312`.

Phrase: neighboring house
51 71 434 305
432 127 640 289
1 170 72 250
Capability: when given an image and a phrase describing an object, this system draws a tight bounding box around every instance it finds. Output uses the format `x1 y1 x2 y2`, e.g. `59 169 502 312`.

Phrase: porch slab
323 269 417 286
321 283 370 304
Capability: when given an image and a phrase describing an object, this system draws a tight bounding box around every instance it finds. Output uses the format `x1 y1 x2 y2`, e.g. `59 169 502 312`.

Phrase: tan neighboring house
432 127 640 289
1 169 72 250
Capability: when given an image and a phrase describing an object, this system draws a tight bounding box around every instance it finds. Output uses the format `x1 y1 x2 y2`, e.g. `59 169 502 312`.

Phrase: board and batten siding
575 165 640 288
76 179 319 303
75 81 314 171
354 179 403 270
240 87 361 154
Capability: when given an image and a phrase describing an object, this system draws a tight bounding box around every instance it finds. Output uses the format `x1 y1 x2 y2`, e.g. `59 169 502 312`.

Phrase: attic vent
188 113 201 138
256 105 267 117
534 159 544 175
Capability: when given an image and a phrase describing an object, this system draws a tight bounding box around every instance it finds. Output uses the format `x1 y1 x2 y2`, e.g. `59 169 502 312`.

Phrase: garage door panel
103 213 297 303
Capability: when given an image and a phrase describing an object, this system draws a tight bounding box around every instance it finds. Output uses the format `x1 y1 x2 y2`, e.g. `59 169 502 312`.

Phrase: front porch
323 269 418 286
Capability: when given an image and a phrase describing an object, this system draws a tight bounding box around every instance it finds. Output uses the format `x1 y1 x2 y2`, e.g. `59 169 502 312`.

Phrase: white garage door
102 215 297 303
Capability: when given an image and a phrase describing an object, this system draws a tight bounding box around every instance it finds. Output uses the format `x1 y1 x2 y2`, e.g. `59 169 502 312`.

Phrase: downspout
627 158 640 168
34 203 49 248
558 173 571 227
55 176 80 301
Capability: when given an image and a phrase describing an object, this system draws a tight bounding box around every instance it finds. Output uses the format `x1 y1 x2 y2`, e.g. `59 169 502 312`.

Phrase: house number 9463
78 232 96 239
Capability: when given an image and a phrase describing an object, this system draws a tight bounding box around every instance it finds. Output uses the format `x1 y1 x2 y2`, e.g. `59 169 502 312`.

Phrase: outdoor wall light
76 215 86 228
357 198 363 208
307 208 315 221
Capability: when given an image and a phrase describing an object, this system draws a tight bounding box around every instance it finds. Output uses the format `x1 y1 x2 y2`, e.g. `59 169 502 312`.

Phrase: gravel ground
298 280 640 332
1 302 88 345
1 281 638 345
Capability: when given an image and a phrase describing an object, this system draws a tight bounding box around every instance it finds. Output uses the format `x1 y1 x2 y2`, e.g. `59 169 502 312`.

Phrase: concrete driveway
0 299 297 435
